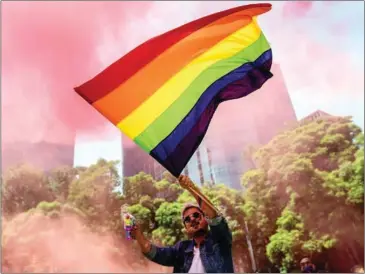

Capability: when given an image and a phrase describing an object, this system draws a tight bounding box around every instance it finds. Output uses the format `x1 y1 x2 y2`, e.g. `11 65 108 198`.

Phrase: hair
300 257 311 264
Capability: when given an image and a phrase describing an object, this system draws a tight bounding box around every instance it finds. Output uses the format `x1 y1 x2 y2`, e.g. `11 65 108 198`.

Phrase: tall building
207 148 216 185
251 64 298 144
281 110 337 131
2 141 75 172
122 134 215 185
183 142 215 186
202 64 298 188
122 136 165 180
299 110 335 124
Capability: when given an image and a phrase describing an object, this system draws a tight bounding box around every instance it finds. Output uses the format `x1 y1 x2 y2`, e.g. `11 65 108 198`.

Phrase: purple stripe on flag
151 57 273 177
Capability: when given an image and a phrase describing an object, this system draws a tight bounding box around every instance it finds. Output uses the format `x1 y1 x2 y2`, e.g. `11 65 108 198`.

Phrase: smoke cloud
1 2 153 145
2 1 362 147
282 1 314 18
1 2 363 272
2 211 169 273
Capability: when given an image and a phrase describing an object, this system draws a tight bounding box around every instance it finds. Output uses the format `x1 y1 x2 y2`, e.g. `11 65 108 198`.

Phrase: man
131 175 234 273
300 257 317 273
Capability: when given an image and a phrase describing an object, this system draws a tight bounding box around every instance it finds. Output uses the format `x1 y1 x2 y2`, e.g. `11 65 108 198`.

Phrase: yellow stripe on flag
118 18 262 139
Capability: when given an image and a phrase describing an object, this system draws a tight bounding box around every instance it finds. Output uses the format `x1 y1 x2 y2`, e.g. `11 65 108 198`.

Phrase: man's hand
178 175 218 219
178 175 195 190
130 224 141 240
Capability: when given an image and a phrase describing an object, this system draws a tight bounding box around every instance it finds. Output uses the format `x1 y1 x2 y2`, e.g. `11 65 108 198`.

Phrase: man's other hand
130 223 152 254
130 223 141 240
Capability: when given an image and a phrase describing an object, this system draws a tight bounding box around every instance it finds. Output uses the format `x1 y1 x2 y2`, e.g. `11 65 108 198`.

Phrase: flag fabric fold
75 3 273 177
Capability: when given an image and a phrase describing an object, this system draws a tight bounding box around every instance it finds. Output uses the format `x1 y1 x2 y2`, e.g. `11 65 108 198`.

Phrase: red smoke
1 2 153 145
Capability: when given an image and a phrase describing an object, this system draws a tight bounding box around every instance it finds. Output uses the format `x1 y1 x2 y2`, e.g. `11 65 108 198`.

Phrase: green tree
243 117 363 272
266 196 304 273
127 203 153 232
68 159 122 231
154 179 183 202
322 132 364 208
241 169 280 271
2 164 54 216
47 165 77 202
152 202 184 246
243 116 363 272
266 193 336 273
122 172 157 205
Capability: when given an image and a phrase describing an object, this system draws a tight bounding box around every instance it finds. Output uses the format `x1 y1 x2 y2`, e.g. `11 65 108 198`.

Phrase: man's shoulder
176 239 193 246
175 239 194 252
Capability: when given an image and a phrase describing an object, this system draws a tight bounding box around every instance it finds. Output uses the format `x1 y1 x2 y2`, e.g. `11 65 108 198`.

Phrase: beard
188 220 207 238
193 228 206 237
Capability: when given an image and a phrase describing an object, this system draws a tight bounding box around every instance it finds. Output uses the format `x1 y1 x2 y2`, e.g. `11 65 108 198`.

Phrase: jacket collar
185 240 195 253
184 232 213 253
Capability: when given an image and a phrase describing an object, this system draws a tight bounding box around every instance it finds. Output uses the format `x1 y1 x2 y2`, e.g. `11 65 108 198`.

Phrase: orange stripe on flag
92 8 263 125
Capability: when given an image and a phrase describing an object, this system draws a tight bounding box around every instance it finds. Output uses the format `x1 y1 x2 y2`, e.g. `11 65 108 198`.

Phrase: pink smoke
257 2 363 100
275 28 363 99
2 212 170 273
1 2 153 145
282 1 314 18
2 1 363 149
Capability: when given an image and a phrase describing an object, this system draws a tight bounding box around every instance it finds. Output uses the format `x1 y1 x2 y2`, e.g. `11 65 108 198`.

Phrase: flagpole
176 176 219 212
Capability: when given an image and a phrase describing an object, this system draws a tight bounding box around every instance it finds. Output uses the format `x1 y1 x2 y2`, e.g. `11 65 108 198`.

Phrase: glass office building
122 138 166 180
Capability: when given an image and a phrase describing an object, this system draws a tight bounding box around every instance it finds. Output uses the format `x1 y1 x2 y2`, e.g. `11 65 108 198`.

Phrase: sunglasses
183 212 202 224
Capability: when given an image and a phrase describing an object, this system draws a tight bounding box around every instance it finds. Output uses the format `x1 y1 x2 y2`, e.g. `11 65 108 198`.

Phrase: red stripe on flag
74 3 271 104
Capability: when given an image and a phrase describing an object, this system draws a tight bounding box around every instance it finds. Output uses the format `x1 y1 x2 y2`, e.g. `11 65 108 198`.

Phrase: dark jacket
144 215 234 273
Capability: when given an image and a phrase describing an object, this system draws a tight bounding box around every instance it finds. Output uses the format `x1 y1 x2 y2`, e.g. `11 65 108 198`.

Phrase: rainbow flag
75 3 273 177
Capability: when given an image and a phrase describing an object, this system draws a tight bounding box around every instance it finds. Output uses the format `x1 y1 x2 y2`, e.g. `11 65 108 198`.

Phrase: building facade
2 141 75 172
201 64 298 188
299 110 334 124
122 135 216 186
122 142 165 180
183 142 216 187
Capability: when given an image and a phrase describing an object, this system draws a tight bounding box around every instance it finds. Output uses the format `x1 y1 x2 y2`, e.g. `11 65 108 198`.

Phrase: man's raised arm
178 175 232 246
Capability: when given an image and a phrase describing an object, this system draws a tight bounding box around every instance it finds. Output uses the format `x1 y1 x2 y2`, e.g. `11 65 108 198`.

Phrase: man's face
183 207 208 238
300 258 311 272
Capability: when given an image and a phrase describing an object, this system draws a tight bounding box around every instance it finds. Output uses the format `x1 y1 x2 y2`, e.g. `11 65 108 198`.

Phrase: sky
2 1 364 172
